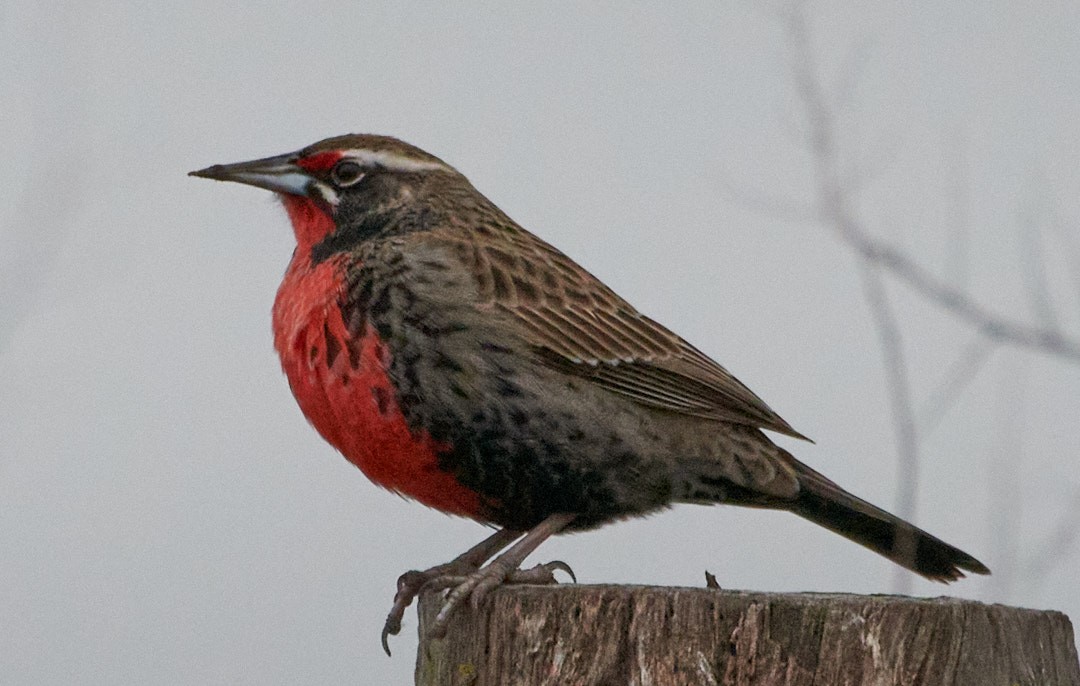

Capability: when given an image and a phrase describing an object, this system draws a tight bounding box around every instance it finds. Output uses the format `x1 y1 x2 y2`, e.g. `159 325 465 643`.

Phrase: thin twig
1018 202 1060 331
763 0 1080 599
944 129 971 292
1025 487 1080 588
779 2 1080 364
860 264 920 595
1044 204 1080 315
918 336 995 436
831 214 1080 361
711 168 819 225
783 4 921 593
987 356 1028 601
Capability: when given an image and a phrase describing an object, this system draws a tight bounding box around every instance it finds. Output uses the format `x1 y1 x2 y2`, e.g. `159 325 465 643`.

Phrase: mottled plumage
191 134 989 651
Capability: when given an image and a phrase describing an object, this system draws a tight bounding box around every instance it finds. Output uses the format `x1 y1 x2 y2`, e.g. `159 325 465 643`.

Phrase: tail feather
788 460 990 581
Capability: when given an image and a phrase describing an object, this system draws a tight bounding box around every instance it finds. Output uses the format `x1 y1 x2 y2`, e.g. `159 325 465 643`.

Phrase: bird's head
190 134 460 253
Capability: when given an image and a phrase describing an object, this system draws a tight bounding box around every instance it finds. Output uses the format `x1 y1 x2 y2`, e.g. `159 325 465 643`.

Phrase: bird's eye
330 160 365 187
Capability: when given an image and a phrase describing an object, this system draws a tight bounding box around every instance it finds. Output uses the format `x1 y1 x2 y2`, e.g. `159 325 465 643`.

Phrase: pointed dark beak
189 151 313 197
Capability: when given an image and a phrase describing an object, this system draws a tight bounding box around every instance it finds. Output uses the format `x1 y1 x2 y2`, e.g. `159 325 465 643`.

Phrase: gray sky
2 2 1078 683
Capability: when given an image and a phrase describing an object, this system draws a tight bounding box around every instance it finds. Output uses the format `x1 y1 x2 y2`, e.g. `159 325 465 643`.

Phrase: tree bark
414 585 1079 685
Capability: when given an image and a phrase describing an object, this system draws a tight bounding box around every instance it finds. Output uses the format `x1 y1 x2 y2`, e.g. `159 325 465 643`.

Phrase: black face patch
310 214 394 264
309 173 440 265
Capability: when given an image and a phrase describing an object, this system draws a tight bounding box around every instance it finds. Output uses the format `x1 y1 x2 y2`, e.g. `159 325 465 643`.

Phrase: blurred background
2 1 1078 683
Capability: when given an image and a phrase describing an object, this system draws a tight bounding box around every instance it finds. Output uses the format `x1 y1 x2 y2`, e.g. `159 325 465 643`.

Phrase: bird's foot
382 528 524 655
380 559 574 654
427 559 575 639
380 515 576 656
381 561 469 655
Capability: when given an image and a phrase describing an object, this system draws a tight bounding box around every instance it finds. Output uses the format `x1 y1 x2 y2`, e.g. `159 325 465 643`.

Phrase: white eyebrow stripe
341 148 453 173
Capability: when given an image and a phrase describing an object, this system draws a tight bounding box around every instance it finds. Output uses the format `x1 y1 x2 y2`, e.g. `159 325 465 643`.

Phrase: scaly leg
381 527 521 655
428 513 577 639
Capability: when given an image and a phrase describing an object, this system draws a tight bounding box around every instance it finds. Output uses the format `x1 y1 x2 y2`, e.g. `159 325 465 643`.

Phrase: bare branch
1018 203 1061 331
764 0 1079 600
0 16 86 353
987 357 1028 601
918 336 995 436
833 35 875 110
1044 202 1080 320
779 0 1080 364
782 4 921 594
838 121 908 197
712 168 819 225
784 7 834 164
860 264 920 595
1025 486 1080 587
834 220 1080 361
944 129 971 292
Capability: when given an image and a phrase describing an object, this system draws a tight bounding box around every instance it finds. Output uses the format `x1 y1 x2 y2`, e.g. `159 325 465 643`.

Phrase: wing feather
442 219 810 441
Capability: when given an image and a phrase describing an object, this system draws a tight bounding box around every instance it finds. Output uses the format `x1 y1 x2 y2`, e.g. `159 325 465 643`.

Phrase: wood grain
415 585 1079 685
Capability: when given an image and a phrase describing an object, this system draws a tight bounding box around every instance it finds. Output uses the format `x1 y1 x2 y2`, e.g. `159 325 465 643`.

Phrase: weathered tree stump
415 585 1079 685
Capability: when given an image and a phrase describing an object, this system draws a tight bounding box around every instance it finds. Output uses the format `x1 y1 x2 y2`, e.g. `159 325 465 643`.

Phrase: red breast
271 196 486 519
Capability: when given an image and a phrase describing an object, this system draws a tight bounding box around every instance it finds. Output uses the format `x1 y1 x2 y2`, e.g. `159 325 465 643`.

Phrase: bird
190 134 989 653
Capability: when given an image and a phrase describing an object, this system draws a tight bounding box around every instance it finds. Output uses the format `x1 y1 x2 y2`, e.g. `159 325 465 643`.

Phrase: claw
381 570 429 656
378 527 524 655
380 625 395 657
534 559 576 583
381 515 576 653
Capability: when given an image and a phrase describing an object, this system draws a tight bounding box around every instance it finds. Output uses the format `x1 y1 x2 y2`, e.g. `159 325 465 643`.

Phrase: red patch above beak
296 151 344 172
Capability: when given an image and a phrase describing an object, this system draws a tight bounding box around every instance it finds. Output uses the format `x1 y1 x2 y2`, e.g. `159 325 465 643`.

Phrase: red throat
273 159 490 520
281 195 335 254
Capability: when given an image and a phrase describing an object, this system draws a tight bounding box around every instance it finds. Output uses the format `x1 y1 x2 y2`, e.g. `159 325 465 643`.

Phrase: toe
380 625 395 657
544 560 576 583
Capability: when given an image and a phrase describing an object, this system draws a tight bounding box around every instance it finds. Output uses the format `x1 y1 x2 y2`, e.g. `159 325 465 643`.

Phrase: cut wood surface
414 584 1079 686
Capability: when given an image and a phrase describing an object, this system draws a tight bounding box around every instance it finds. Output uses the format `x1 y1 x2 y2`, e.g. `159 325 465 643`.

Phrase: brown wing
443 221 809 441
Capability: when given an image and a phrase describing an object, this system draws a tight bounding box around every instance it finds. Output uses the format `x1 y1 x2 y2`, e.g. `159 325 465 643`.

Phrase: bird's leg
428 513 577 640
381 527 520 655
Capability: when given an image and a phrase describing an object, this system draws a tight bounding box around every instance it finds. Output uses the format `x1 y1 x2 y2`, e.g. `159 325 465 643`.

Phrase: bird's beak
189 151 312 197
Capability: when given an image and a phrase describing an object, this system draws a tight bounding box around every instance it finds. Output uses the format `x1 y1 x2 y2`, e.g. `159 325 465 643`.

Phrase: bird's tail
784 457 990 581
